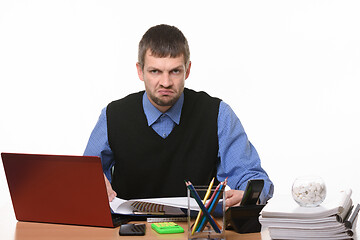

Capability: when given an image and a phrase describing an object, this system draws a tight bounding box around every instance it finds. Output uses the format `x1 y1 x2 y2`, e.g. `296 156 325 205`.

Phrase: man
84 24 273 207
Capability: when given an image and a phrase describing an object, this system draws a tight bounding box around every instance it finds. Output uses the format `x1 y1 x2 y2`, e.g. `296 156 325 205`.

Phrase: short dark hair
138 24 190 69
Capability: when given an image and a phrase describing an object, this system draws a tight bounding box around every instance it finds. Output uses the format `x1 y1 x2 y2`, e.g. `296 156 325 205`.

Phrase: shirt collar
142 92 184 126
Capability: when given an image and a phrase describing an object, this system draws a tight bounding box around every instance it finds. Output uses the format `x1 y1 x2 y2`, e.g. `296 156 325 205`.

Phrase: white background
1 0 360 211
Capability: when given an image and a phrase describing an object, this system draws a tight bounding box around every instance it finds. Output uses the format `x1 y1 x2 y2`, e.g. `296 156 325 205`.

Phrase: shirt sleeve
83 107 115 182
216 101 274 203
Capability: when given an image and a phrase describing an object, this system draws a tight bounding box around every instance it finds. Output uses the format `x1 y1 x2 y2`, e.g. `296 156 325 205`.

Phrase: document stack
259 189 359 240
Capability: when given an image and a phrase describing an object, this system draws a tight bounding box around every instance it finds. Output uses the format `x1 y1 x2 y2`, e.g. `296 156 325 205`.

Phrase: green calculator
151 222 184 234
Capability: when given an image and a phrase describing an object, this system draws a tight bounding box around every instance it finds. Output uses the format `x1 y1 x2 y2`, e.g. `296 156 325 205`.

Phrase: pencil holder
187 185 226 240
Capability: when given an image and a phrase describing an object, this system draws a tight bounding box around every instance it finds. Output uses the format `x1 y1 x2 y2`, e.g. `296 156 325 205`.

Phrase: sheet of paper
109 196 201 215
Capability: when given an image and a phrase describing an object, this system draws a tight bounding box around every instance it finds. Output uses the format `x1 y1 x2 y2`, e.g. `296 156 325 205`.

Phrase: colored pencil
191 177 215 235
185 181 221 233
197 178 227 232
194 181 221 232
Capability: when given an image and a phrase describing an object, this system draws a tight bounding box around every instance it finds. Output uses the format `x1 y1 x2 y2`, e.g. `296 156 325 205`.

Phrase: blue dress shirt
84 92 274 203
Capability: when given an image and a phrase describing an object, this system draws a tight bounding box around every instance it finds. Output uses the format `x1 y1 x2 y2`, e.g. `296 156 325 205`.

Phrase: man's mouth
158 89 174 96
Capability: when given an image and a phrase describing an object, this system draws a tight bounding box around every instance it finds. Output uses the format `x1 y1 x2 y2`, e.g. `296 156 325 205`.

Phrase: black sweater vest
106 88 221 199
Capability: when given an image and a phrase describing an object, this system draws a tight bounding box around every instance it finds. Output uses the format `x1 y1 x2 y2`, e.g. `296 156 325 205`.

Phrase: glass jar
292 176 326 207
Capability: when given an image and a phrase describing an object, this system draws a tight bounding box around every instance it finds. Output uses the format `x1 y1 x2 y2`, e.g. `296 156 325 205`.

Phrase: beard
148 91 181 107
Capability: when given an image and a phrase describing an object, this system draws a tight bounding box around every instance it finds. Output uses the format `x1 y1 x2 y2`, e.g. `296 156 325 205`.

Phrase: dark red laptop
1 152 126 227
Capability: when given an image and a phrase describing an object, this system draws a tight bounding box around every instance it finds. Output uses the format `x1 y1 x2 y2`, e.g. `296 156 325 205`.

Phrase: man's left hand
225 190 244 208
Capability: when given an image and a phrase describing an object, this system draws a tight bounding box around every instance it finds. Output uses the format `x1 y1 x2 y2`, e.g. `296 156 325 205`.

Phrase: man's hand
103 174 117 202
225 189 244 208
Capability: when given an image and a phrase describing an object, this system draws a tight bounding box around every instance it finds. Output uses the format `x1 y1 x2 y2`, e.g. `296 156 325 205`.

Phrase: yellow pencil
191 177 215 235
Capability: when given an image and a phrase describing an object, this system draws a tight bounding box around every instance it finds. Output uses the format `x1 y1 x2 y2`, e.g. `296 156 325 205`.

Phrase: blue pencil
196 181 225 232
185 181 221 233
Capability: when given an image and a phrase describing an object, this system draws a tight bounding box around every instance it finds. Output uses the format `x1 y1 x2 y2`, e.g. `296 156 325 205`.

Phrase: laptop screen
1 153 115 227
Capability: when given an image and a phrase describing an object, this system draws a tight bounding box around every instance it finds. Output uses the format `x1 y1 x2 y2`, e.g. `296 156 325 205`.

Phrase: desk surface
13 221 270 240
0 202 270 240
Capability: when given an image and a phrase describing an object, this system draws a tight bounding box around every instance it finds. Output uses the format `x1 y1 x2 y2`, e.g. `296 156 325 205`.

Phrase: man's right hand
104 174 117 202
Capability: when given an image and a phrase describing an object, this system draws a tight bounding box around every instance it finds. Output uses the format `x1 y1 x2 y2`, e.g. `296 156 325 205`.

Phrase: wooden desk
0 202 270 240
12 221 269 240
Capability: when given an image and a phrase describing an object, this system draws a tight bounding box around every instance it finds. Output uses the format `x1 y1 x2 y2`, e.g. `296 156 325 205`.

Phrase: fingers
225 190 244 207
104 174 117 202
108 190 117 202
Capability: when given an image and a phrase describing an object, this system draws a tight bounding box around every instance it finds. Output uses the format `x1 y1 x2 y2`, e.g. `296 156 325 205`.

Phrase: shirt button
163 133 167 138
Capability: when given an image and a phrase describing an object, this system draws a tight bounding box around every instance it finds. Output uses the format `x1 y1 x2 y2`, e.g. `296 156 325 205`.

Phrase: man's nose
159 73 172 88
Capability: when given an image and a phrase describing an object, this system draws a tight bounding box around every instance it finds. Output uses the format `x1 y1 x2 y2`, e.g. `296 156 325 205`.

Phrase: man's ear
185 61 192 80
136 62 144 81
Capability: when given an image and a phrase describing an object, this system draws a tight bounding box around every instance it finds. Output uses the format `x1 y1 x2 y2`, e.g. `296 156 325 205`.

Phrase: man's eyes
148 69 182 74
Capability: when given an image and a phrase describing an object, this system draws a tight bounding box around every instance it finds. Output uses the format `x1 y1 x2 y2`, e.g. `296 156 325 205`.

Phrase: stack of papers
259 189 358 240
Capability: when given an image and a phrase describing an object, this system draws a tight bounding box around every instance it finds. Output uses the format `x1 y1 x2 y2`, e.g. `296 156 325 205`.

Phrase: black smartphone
239 179 264 206
119 223 146 236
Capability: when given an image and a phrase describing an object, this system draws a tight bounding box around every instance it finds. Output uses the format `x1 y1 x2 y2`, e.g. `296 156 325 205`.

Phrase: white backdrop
1 0 360 209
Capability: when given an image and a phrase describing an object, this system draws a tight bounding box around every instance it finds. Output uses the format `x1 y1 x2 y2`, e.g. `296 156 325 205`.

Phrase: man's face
136 49 191 113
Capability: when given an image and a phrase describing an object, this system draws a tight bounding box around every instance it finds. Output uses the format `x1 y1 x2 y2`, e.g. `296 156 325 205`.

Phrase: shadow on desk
15 221 119 240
